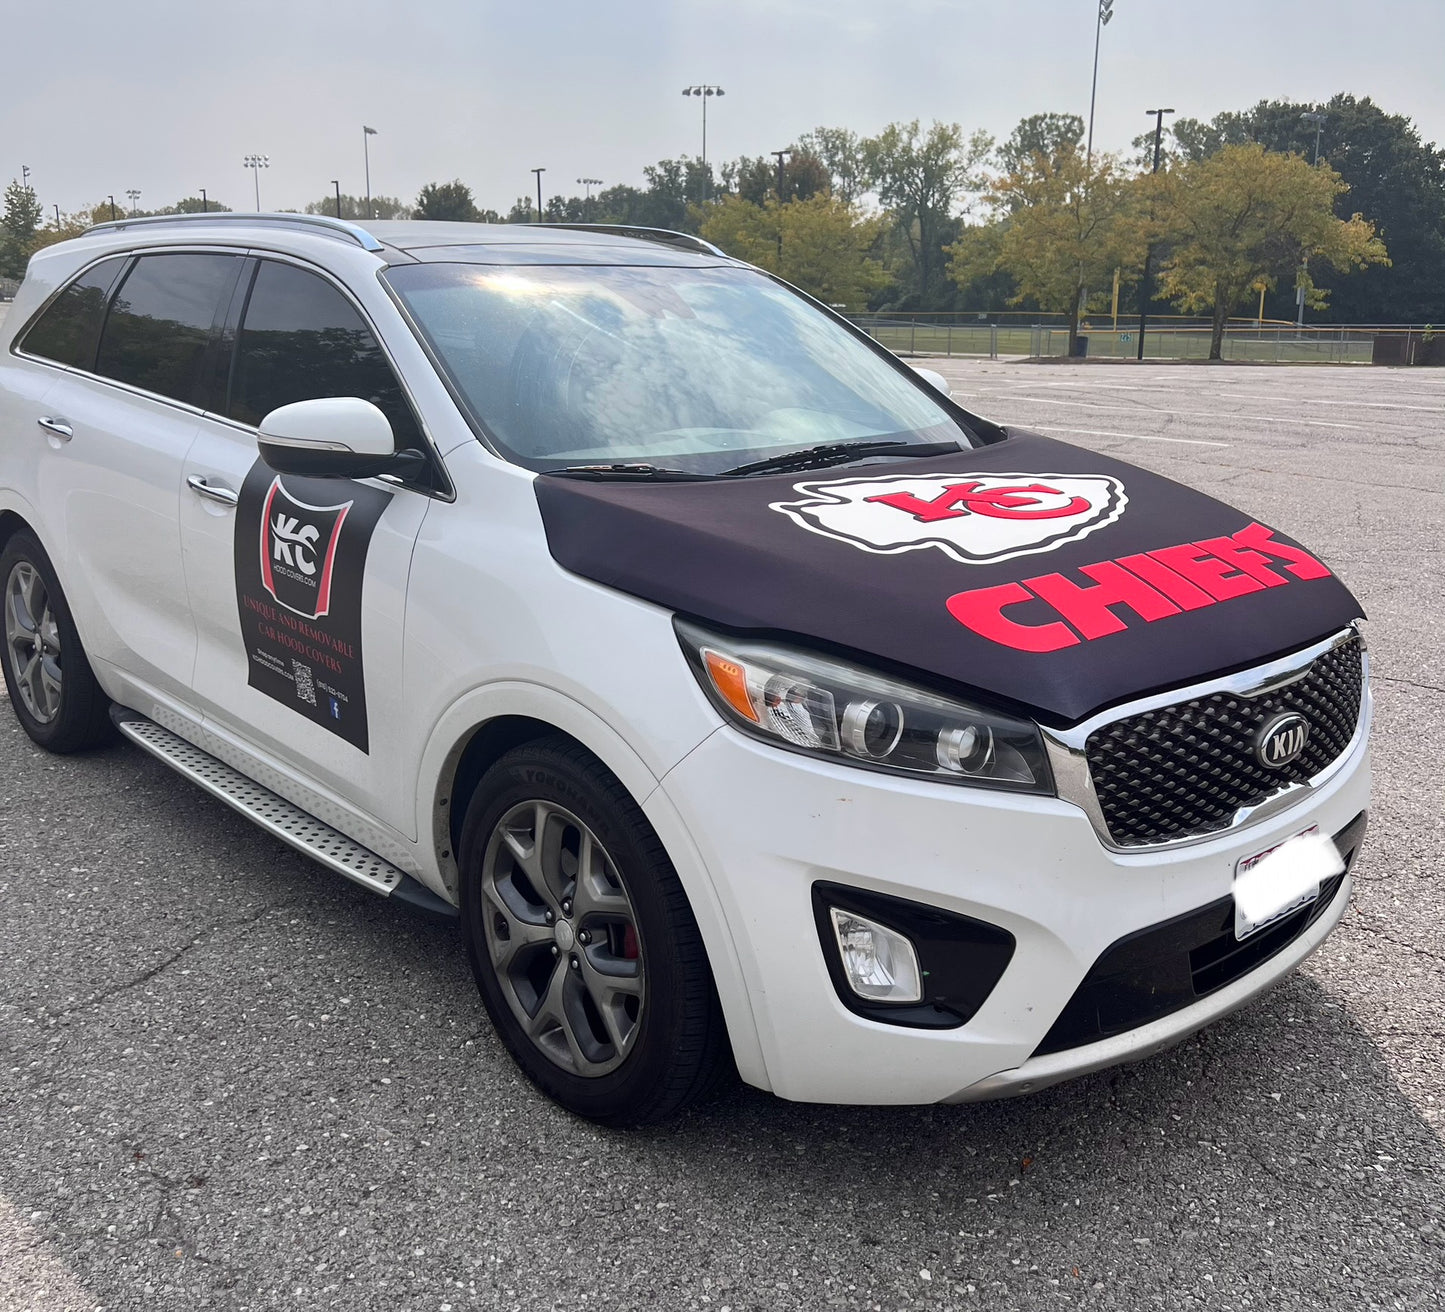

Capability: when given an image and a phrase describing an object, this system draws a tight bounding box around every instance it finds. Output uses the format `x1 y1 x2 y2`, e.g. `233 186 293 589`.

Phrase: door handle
37 416 73 441
186 474 240 507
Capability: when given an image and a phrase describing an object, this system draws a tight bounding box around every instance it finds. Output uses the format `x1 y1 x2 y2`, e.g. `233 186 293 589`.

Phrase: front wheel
0 531 112 753
458 737 729 1125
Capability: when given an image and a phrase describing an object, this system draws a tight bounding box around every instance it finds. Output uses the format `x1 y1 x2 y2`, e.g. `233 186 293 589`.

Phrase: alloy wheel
4 561 63 725
479 799 645 1077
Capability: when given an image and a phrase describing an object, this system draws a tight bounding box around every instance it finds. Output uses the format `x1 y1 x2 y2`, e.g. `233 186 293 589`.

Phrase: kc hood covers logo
772 471 1127 565
259 477 354 619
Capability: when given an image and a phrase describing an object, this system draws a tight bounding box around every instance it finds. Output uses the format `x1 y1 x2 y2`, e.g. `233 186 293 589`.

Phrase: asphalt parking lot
2 359 1442 1312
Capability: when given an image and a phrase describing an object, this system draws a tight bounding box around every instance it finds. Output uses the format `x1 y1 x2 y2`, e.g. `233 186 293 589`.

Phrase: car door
18 250 243 704
178 255 434 838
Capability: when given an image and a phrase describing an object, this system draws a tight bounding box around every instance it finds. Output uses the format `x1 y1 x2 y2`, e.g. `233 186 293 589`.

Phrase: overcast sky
6 0 1444 217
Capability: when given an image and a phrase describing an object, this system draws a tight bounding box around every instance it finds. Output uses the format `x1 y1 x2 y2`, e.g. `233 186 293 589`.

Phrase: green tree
725 151 829 206
796 127 869 204
1155 142 1388 358
996 113 1085 176
1 179 44 278
161 195 233 215
862 120 992 305
303 193 409 220
414 181 480 222
700 194 887 308
949 146 1145 354
1165 95 1445 322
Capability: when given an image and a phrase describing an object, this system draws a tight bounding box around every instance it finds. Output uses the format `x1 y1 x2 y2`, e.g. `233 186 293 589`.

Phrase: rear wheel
0 532 111 753
459 737 728 1125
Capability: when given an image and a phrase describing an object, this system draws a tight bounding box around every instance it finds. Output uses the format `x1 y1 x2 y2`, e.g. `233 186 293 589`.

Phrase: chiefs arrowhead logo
771 471 1127 566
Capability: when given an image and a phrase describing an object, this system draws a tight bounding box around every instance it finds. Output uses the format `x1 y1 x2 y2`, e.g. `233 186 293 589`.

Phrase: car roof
76 214 734 268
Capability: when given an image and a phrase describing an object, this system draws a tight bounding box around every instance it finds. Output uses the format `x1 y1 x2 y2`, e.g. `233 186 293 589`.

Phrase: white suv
0 215 1370 1124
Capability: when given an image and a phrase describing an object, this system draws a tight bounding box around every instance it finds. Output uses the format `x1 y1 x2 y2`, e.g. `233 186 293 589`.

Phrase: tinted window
229 261 420 448
95 253 240 404
20 257 127 369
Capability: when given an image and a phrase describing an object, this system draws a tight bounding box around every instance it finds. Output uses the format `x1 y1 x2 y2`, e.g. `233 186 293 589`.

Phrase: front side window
384 262 971 473
19 256 128 369
94 253 241 404
229 260 421 448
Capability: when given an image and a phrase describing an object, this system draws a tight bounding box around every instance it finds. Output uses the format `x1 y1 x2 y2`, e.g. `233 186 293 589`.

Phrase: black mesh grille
1085 637 1363 848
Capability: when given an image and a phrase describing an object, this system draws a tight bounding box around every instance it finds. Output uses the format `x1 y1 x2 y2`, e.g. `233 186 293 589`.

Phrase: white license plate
1233 826 1344 941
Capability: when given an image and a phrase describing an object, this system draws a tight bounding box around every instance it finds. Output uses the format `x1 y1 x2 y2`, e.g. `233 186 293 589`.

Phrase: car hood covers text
533 431 1363 725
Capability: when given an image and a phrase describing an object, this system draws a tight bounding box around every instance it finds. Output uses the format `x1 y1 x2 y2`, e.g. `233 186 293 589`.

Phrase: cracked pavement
1 360 1443 1311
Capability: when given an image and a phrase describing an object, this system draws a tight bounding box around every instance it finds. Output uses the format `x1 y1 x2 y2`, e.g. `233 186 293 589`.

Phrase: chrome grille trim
1044 626 1368 853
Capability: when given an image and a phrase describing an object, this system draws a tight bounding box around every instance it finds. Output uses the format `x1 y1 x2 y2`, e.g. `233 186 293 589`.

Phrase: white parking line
999 395 1367 430
1030 425 1230 448
1211 391 1445 413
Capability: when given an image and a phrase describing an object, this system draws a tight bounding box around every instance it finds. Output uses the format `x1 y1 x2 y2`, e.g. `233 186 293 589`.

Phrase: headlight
675 619 1052 794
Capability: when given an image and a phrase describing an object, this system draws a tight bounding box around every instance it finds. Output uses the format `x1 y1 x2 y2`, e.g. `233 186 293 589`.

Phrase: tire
459 736 729 1125
0 531 112 753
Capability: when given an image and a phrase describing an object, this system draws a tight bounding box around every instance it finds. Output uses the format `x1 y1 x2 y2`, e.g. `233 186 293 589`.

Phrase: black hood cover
533 431 1363 726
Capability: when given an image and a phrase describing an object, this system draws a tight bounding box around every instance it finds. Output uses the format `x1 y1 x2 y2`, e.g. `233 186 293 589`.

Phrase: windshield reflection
385 262 967 473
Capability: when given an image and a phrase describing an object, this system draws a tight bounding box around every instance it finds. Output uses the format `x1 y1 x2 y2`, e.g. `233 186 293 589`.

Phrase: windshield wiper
720 439 961 478
547 463 716 481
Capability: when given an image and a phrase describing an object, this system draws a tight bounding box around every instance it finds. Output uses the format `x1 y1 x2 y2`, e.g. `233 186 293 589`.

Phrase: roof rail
83 212 386 253
527 223 726 258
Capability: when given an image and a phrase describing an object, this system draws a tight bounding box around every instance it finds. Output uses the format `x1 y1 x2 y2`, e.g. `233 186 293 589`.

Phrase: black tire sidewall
0 532 108 752
459 741 714 1124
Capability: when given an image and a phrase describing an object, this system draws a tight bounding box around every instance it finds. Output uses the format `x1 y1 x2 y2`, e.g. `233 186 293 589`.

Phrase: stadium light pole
243 154 269 210
1085 0 1114 171
577 177 603 218
1296 110 1327 326
771 149 791 261
1136 107 1174 361
681 85 725 201
1301 110 1326 165
125 188 141 216
363 126 378 218
532 167 546 221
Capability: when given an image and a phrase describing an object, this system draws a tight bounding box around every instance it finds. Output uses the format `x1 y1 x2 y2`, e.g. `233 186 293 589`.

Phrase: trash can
1071 335 1089 358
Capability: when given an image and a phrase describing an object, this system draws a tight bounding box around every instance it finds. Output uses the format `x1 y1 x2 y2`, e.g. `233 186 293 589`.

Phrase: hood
532 430 1363 726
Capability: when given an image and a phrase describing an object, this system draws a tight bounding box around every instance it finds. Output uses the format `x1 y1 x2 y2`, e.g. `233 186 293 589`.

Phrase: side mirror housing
912 366 952 398
257 397 426 480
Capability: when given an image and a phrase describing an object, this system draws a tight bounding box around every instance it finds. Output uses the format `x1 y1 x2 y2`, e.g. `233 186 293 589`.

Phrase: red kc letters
865 481 1092 523
945 522 1332 652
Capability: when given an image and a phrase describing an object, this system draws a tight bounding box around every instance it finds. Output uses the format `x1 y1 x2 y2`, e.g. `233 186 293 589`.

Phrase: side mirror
257 397 426 480
912 366 952 398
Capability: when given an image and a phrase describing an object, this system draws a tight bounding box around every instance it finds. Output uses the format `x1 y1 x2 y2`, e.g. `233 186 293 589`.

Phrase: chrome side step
111 708 457 919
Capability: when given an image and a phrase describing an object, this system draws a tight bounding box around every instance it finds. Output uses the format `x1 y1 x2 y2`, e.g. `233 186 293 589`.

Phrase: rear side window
95 253 240 405
19 257 127 369
228 260 421 448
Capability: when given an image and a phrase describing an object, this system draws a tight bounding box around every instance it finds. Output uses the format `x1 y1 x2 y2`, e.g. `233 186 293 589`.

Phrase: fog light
829 908 922 1003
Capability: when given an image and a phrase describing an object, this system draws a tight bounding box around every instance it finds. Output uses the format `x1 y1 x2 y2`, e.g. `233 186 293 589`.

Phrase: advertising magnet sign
234 462 391 751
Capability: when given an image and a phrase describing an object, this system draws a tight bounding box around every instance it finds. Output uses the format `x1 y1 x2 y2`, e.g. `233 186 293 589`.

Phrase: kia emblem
1255 712 1311 769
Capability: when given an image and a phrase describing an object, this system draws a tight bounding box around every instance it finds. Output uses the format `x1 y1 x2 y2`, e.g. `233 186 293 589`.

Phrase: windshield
384 262 972 474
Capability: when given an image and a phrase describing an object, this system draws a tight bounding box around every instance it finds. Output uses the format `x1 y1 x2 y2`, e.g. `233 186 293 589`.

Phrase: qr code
292 661 317 706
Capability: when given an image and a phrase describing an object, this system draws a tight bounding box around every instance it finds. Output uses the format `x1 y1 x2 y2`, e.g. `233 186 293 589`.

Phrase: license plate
1232 825 1344 941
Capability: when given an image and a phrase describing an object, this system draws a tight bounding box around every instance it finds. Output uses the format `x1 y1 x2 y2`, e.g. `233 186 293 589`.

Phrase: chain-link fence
847 312 1443 365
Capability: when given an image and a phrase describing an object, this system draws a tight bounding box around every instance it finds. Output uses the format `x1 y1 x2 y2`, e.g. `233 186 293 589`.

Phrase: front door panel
179 416 428 837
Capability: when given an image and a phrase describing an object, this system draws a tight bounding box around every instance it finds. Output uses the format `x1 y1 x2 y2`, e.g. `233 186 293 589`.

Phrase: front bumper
654 689 1371 1105
948 865 1352 1101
